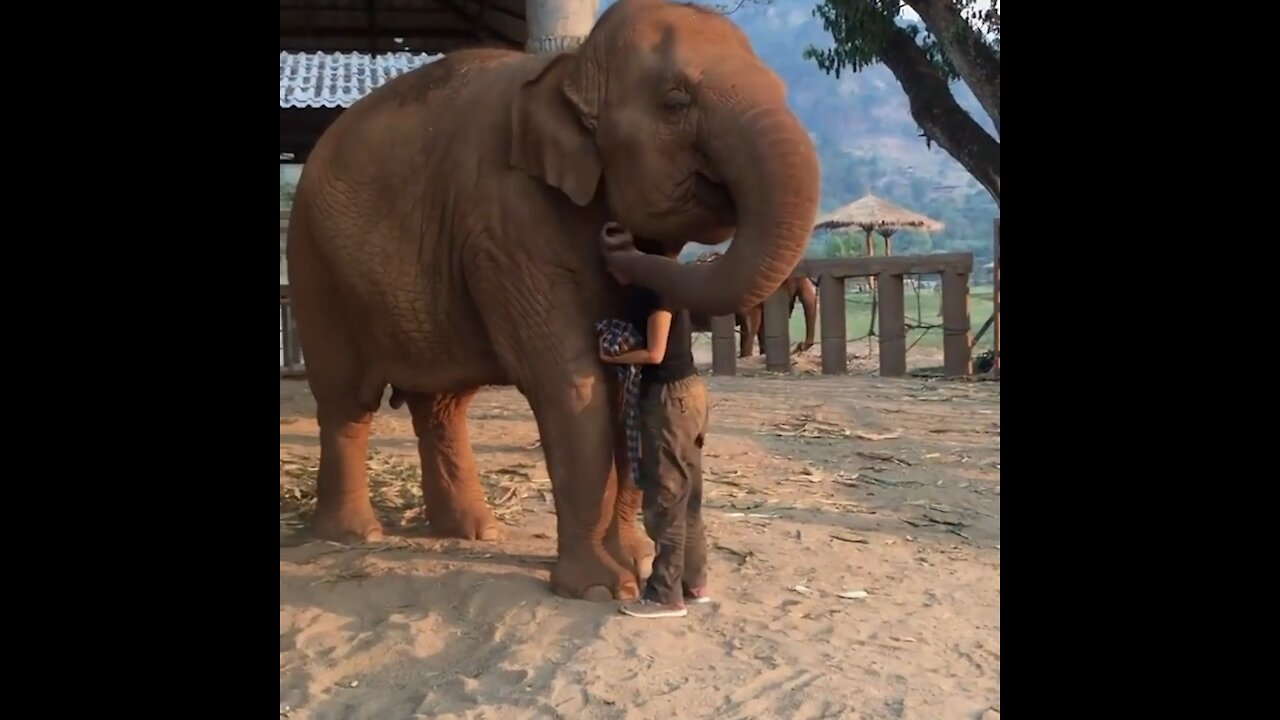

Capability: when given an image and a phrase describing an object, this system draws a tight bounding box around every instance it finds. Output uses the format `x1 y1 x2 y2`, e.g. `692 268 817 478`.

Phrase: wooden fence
992 219 1000 376
280 283 305 377
279 208 305 377
279 255 975 379
709 253 974 377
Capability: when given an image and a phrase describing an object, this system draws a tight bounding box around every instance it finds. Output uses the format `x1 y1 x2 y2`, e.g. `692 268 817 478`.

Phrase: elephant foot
607 529 656 583
313 504 385 545
427 504 500 541
550 545 640 601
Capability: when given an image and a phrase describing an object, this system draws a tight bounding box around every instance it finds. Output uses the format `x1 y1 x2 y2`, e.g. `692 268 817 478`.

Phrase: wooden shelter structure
814 193 944 258
281 0 529 54
280 0 598 162
279 0 599 376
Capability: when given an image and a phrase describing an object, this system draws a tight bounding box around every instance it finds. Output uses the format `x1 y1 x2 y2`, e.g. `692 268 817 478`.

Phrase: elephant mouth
692 172 735 223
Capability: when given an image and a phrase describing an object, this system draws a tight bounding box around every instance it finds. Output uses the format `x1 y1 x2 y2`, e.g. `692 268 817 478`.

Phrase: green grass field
785 284 995 354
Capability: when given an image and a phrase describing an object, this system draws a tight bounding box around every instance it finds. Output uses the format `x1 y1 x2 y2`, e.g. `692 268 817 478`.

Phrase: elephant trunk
612 100 820 317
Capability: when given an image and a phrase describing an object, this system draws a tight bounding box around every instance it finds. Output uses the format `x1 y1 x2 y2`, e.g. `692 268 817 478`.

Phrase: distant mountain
604 0 1000 262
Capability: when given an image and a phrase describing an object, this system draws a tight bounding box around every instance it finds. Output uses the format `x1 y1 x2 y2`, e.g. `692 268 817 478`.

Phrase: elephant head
510 0 821 317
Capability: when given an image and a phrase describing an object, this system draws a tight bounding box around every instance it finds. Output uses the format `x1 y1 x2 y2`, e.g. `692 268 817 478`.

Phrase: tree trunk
904 0 1000 136
878 25 1000 205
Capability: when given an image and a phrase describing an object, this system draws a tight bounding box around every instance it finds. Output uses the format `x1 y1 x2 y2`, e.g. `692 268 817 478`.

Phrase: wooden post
819 274 847 375
941 270 972 376
287 311 302 367
877 272 906 377
281 300 295 370
864 227 877 295
762 288 792 372
525 0 598 53
993 218 1000 375
280 209 290 285
710 314 737 376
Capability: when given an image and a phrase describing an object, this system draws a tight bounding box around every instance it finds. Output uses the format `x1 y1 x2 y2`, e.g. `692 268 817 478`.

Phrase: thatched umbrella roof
813 194 945 233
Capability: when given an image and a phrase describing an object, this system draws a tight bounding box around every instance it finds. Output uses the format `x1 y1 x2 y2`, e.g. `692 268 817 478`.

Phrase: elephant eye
662 88 692 111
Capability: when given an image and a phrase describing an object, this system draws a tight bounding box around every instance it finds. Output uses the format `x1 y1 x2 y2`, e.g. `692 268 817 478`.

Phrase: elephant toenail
637 554 654 581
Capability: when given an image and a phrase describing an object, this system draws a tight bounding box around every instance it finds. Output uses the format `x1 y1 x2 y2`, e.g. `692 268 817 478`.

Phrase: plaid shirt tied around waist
595 318 645 486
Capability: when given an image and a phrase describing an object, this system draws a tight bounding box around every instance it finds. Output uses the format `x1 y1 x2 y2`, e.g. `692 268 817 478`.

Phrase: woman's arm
599 310 673 365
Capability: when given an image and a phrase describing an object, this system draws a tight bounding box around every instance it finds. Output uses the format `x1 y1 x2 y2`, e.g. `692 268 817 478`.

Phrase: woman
599 230 712 620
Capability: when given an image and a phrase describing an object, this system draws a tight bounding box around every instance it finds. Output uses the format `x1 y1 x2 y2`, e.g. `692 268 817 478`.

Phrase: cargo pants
638 374 710 606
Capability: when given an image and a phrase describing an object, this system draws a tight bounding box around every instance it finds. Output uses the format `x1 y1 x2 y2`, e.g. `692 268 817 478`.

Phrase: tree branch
903 0 1000 135
879 23 1000 203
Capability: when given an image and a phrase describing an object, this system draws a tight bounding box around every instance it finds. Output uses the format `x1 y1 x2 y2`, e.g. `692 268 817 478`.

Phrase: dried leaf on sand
856 450 912 466
854 430 901 441
280 449 551 531
713 543 754 564
763 413 851 439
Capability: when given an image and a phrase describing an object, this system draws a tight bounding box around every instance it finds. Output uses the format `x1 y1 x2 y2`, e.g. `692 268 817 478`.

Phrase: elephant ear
510 54 602 207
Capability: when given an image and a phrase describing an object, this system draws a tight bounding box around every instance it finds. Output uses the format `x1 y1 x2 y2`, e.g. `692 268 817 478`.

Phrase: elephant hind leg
405 390 498 541
749 305 765 356
311 402 383 544
290 220 384 544
737 306 763 358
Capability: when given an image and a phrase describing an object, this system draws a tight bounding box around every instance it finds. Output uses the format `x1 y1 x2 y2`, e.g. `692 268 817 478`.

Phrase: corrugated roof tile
280 51 444 109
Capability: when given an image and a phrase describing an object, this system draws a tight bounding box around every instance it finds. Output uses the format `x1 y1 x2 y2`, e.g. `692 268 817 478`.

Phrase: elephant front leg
405 391 498 540
606 385 655 583
468 247 637 601
526 371 640 601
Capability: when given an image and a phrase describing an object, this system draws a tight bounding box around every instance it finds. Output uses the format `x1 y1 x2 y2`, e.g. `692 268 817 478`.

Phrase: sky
598 0 994 20
598 0 997 38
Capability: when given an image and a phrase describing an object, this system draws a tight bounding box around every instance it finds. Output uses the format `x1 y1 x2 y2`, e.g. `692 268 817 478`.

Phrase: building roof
280 51 444 108
280 0 527 54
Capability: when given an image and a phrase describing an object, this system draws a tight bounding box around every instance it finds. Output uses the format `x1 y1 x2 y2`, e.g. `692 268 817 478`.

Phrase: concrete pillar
526 0 599 54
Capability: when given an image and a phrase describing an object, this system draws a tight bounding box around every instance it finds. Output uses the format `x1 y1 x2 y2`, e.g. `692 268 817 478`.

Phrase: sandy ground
280 346 1000 720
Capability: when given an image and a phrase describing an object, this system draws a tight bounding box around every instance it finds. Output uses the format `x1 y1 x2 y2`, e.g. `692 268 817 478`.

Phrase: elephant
687 252 818 357
286 0 820 601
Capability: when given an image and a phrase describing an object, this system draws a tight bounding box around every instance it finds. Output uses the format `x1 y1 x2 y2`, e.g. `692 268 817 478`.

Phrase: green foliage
697 1 999 262
827 232 862 258
280 164 302 210
805 0 1000 79
810 225 943 260
786 286 995 353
